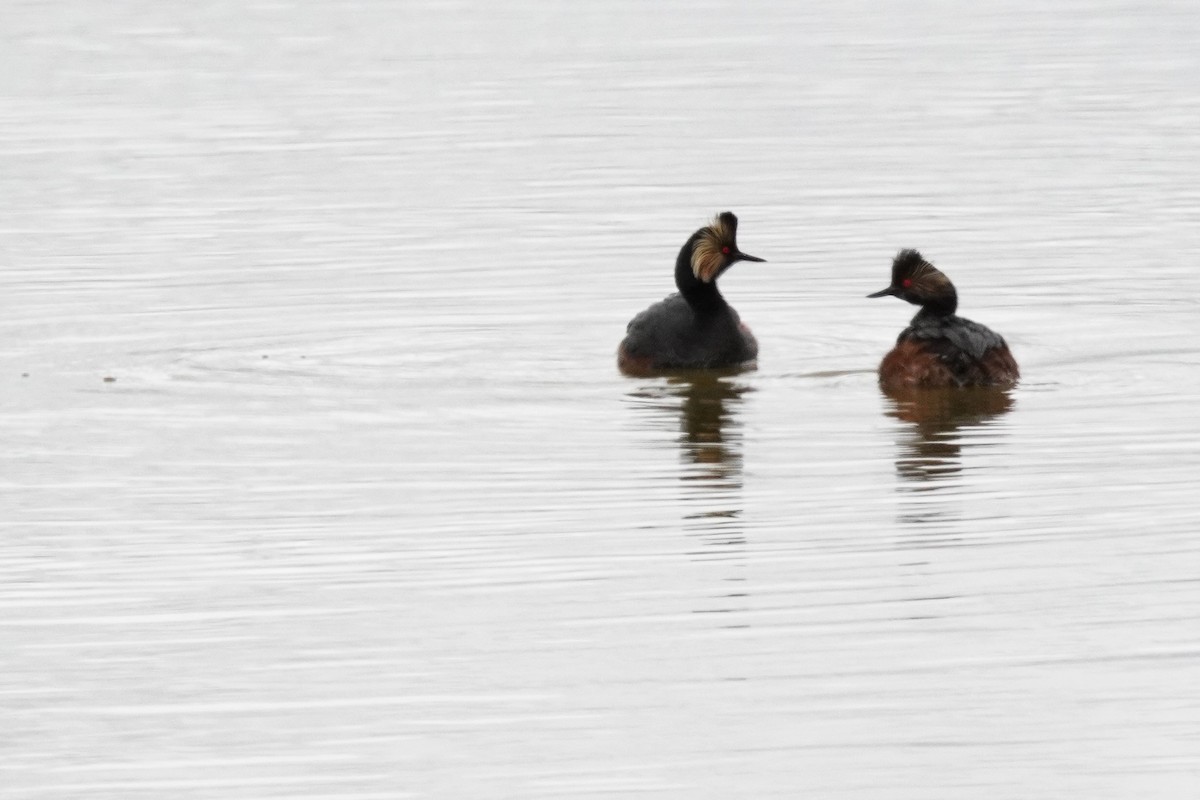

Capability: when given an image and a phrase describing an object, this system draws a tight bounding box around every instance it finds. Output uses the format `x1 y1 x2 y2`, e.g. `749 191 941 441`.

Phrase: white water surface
2 1 1199 797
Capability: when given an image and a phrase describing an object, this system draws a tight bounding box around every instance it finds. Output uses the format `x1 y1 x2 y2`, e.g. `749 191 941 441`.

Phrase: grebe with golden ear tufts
617 212 765 375
868 249 1019 389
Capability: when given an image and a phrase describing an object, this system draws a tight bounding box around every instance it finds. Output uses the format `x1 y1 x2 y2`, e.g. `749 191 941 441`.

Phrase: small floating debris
103 376 116 383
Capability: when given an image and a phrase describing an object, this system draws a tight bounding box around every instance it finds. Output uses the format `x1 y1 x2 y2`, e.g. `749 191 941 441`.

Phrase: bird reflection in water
629 371 751 547
627 370 752 623
882 385 1014 529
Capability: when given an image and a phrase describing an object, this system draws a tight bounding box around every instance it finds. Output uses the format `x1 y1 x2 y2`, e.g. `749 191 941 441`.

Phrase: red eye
902 278 912 288
722 246 730 255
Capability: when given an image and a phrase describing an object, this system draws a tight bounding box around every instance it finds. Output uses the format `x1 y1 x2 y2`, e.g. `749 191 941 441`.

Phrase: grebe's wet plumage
618 212 764 374
868 249 1019 389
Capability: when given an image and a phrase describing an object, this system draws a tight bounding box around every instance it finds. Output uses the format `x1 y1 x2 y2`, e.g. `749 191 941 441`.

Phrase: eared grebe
868 249 1019 389
618 212 765 375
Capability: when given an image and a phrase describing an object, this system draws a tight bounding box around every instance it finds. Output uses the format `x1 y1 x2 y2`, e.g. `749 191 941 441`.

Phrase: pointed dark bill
867 286 897 298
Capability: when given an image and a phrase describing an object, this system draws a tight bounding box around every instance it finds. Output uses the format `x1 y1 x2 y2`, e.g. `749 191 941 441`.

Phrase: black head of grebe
673 211 765 308
867 248 958 316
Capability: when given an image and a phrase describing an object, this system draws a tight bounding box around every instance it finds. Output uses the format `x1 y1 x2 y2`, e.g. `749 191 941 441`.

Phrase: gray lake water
3 1 1200 797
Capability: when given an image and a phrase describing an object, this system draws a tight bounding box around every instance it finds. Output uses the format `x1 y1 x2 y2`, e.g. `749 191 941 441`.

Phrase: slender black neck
916 287 958 318
674 238 726 312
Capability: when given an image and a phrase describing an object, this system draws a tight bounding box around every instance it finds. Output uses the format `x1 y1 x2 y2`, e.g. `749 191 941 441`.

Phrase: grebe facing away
618 212 765 375
868 249 1019 390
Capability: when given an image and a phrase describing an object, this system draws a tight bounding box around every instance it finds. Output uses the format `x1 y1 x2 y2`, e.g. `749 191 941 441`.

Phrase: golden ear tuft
893 249 950 291
690 214 737 283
